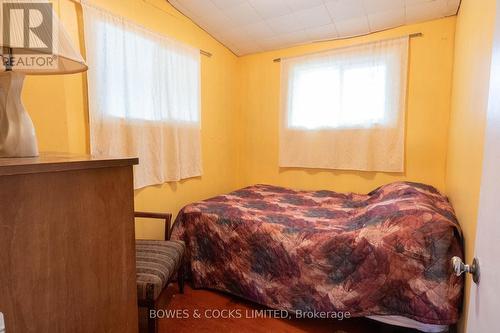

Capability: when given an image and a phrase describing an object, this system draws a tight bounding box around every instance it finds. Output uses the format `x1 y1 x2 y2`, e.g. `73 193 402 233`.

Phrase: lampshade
0 0 87 74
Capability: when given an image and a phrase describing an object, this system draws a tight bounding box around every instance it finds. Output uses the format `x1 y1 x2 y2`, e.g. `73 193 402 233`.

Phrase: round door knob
451 256 480 284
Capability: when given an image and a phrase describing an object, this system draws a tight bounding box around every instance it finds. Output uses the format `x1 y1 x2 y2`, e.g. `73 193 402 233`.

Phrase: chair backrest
134 212 172 240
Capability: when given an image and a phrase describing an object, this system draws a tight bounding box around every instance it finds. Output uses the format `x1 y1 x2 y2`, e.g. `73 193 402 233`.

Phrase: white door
466 2 500 332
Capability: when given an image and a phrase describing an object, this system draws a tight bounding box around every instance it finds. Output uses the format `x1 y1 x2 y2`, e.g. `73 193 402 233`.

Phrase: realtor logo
1 0 57 70
3 1 53 53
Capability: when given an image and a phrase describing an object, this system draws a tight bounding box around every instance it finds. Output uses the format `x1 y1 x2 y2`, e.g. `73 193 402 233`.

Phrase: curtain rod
273 32 423 63
66 0 212 58
200 50 212 58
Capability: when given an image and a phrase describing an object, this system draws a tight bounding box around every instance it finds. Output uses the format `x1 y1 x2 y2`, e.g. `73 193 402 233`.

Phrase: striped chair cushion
136 239 185 301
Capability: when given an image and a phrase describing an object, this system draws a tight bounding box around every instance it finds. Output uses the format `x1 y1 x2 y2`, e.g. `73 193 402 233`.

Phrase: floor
140 284 423 333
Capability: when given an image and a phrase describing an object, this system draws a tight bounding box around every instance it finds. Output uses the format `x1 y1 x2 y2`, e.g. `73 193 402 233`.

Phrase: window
288 62 388 129
83 2 201 189
280 37 409 172
95 20 200 123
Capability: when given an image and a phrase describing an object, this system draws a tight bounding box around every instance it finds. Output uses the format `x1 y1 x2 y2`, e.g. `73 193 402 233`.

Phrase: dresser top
0 153 139 176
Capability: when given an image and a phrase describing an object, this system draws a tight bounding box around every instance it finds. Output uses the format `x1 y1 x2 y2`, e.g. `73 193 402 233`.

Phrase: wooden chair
134 212 185 333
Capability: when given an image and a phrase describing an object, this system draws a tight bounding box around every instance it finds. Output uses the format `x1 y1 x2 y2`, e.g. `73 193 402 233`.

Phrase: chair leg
144 284 158 333
147 302 157 333
178 259 185 294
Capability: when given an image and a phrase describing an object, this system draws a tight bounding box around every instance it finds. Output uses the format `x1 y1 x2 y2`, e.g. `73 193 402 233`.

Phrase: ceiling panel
368 8 406 32
168 0 461 56
295 5 333 30
325 0 366 21
248 0 292 18
266 12 303 34
222 2 261 25
335 16 370 37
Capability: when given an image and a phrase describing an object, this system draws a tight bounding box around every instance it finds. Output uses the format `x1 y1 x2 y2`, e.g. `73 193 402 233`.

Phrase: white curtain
280 37 409 172
83 2 202 189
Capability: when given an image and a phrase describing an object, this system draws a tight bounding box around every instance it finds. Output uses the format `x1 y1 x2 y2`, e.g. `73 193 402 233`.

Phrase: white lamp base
0 72 39 157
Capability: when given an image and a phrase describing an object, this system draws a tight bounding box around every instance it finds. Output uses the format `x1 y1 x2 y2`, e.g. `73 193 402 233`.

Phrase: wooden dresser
0 154 139 333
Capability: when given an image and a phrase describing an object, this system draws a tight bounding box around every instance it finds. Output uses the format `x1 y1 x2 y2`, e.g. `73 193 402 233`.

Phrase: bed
170 182 463 332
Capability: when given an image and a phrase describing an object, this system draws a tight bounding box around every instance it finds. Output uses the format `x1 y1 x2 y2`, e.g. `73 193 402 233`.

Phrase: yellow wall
445 0 497 331
22 0 241 238
238 18 456 194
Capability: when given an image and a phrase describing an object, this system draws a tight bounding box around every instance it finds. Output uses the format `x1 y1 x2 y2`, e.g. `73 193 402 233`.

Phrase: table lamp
0 0 87 157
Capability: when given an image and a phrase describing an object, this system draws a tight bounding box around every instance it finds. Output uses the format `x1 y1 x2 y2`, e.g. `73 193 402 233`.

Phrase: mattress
369 315 448 332
171 182 463 327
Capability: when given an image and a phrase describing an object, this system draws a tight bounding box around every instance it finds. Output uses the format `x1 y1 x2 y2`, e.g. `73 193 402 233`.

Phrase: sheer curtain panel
83 2 202 189
280 37 409 172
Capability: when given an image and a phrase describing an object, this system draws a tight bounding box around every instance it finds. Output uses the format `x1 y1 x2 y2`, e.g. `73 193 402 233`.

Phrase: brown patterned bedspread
170 182 463 325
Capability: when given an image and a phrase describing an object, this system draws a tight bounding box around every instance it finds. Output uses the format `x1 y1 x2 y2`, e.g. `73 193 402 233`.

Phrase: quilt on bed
170 182 463 325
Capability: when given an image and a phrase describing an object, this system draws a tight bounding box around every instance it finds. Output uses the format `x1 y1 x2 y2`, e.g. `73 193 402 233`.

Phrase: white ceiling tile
242 21 274 39
169 0 461 56
287 0 325 11
211 29 249 46
294 5 333 29
368 8 405 31
266 13 302 34
259 45 277 52
222 2 262 25
405 0 448 24
325 0 366 21
276 30 310 45
211 0 246 10
363 0 404 14
263 30 306 43
305 24 338 41
335 16 370 37
405 0 436 5
259 37 290 51
258 37 281 48
195 11 233 32
248 0 292 19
